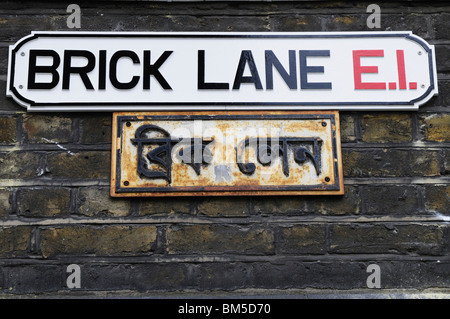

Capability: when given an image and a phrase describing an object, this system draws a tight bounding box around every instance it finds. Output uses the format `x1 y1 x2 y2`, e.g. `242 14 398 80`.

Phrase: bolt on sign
7 31 437 111
111 111 343 196
6 31 439 196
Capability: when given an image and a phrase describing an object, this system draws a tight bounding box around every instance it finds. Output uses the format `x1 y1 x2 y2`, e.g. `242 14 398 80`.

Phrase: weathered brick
435 44 450 73
340 113 357 143
1 264 62 294
0 15 55 42
269 14 323 31
252 196 306 215
138 197 192 216
1 259 449 293
166 224 274 255
40 225 157 258
361 113 412 143
114 263 189 292
46 151 110 179
303 186 361 215
278 224 326 254
343 149 440 177
381 13 430 39
0 117 17 144
324 15 365 31
23 115 73 144
80 114 112 144
16 188 71 218
444 150 450 175
0 46 8 75
424 185 450 214
77 187 130 217
0 81 22 111
421 80 450 109
0 226 31 257
433 12 450 40
361 185 418 215
330 224 445 255
419 114 450 143
198 16 271 32
197 197 250 217
408 151 442 176
0 189 11 218
0 152 43 179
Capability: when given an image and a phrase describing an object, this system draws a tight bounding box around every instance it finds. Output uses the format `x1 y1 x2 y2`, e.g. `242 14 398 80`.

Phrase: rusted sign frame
110 111 344 197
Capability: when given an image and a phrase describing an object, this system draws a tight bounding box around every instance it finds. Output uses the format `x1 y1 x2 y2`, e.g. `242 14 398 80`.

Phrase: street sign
7 31 437 112
111 111 343 196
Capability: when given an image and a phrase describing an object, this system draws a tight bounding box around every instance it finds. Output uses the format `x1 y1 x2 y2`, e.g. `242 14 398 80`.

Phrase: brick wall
0 1 449 297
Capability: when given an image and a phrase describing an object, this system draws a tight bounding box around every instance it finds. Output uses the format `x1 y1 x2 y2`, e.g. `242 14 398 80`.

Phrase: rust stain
333 16 354 25
111 111 344 196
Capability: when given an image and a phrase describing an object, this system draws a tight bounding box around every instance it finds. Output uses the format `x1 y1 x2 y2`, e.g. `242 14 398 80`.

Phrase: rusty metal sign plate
111 111 343 196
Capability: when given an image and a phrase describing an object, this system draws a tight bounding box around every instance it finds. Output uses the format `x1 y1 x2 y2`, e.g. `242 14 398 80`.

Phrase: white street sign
7 31 438 112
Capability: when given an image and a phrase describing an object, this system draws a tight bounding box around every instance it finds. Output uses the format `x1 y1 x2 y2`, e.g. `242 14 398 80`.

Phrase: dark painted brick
129 264 189 292
421 80 450 109
277 224 326 254
40 225 158 258
193 16 271 32
46 151 110 179
16 187 71 218
0 81 23 112
381 13 430 39
252 186 358 217
166 224 274 255
343 149 440 177
302 186 361 215
1 260 449 294
1 264 62 294
330 223 446 255
435 44 450 73
250 261 367 290
361 185 419 215
252 196 306 216
79 114 112 144
432 12 450 40
0 15 56 42
0 46 8 75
